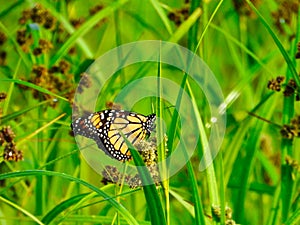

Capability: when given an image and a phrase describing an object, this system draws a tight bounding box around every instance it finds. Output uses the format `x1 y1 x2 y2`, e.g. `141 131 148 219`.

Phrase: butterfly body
72 109 156 161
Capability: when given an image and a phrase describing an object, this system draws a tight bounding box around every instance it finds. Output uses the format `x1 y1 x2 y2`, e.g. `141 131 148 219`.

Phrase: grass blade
284 207 300 225
0 196 44 225
187 0 201 51
39 0 93 59
168 8 202 43
0 22 31 68
16 113 66 146
149 0 173 35
245 0 299 86
185 151 206 225
0 78 68 102
0 170 140 225
42 193 90 224
49 0 129 65
0 0 23 19
156 46 170 225
127 140 166 225
0 100 50 123
186 80 220 209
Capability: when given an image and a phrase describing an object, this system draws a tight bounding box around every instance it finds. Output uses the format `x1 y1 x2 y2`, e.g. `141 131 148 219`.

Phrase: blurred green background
0 0 299 224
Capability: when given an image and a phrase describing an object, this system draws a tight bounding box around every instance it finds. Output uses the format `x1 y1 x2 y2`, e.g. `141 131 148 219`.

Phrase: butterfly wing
72 110 156 161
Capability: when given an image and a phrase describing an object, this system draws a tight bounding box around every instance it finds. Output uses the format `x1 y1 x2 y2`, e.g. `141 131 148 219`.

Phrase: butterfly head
146 114 156 134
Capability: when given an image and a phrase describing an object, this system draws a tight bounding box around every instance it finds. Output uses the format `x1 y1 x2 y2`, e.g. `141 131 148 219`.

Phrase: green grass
0 0 299 225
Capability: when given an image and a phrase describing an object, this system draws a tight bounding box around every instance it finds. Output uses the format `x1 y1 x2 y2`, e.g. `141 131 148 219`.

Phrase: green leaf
42 193 91 224
0 78 68 102
149 0 173 35
285 207 300 225
245 0 299 87
168 8 202 43
0 170 140 225
39 0 93 59
0 100 50 123
126 139 166 225
48 0 129 65
0 196 44 225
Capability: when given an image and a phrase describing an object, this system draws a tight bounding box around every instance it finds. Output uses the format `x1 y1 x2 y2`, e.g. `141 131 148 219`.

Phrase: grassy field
0 0 299 224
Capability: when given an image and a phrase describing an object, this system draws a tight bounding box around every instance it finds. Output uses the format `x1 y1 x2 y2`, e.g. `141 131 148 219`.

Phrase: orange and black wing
71 109 156 161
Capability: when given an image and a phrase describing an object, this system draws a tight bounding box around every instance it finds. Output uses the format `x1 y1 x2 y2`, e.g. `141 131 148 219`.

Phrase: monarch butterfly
71 109 156 161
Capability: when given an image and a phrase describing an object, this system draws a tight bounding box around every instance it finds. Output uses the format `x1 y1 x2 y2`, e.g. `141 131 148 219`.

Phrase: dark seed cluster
70 18 85 29
11 3 110 113
280 115 300 139
135 136 159 166
19 4 56 30
0 31 7 65
16 4 58 53
286 79 300 101
125 174 143 189
134 135 165 186
267 76 300 101
0 51 6 66
49 60 71 75
101 135 168 189
70 4 106 29
76 73 92 94
33 39 53 56
232 0 261 17
11 3 108 110
105 101 122 110
1 126 15 143
283 79 297 97
89 4 106 27
101 166 144 189
0 92 7 101
89 4 104 15
101 165 121 185
285 155 300 182
24 64 75 107
101 165 143 188
267 76 285 92
285 155 300 174
211 204 237 225
168 6 190 27
295 42 300 59
0 92 7 124
271 0 299 35
16 29 33 53
0 32 7 45
0 126 23 162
